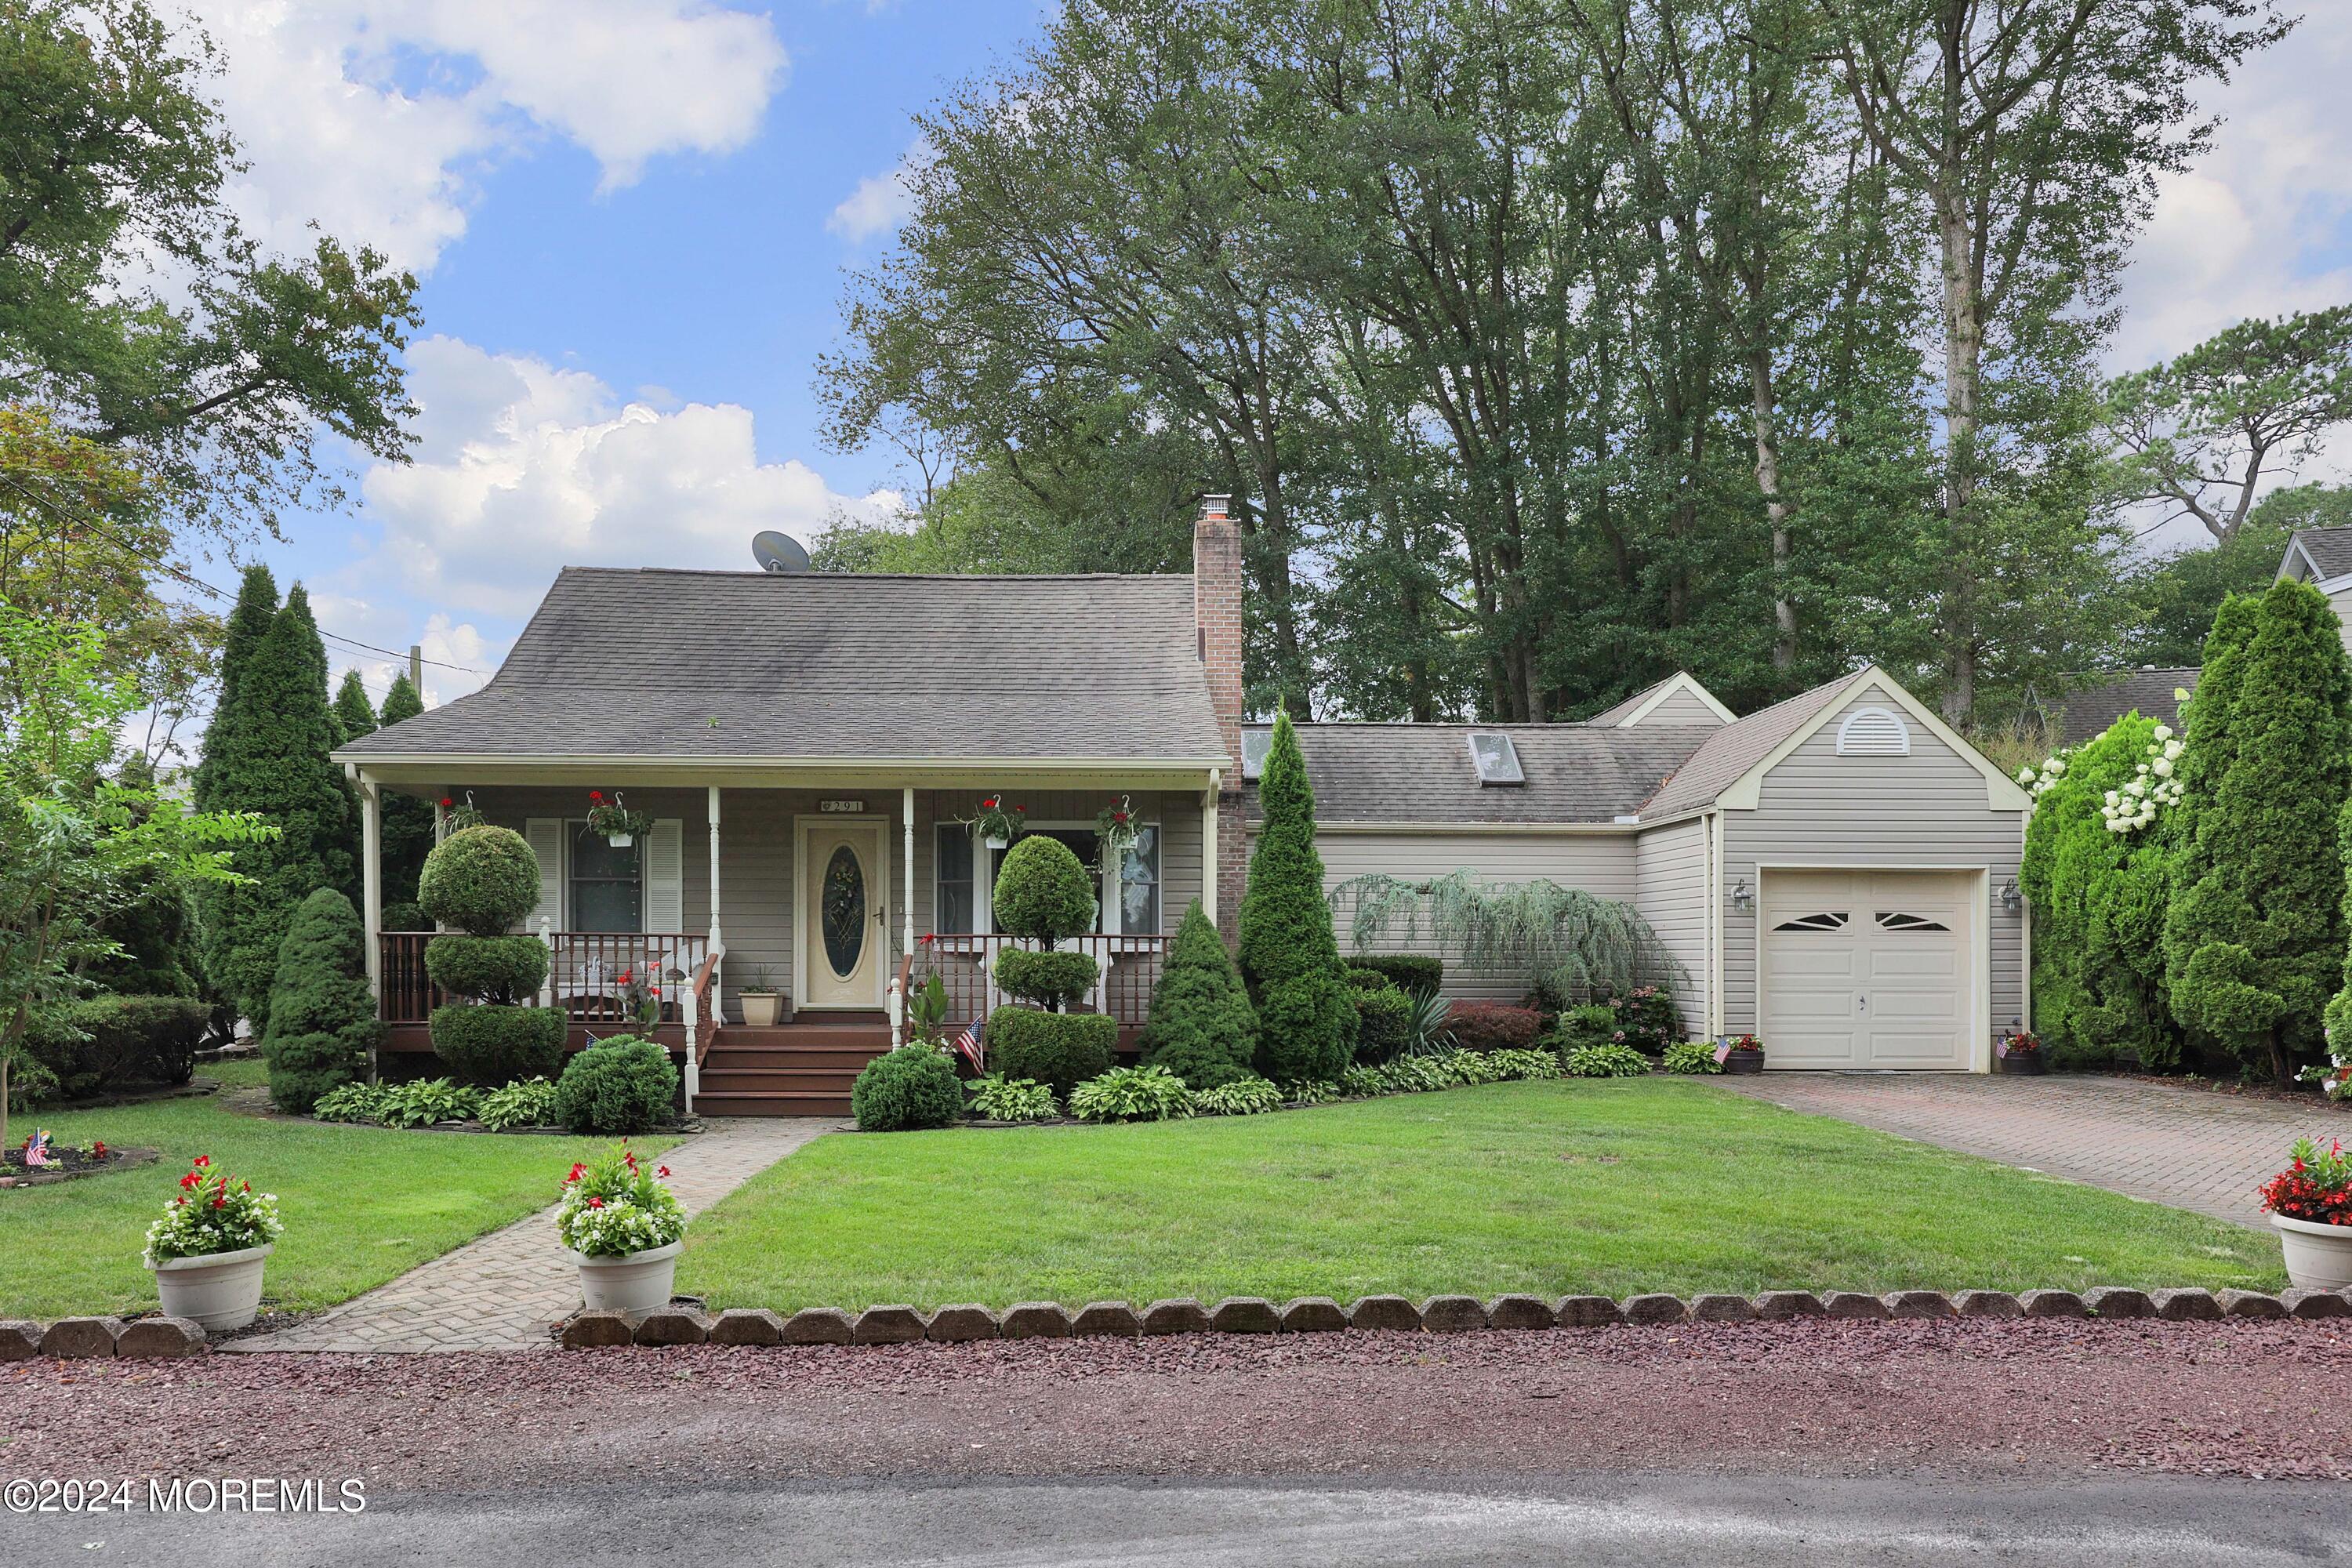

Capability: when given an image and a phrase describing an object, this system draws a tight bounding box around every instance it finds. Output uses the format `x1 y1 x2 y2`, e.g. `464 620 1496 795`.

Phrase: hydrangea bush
2100 724 2184 834
557 1145 684 1258
144 1156 284 1263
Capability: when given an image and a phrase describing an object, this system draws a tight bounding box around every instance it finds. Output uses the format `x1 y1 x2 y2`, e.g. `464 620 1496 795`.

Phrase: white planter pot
570 1239 682 1313
606 833 633 848
984 834 1008 851
147 1243 273 1331
2273 1213 2352 1291
740 992 782 1028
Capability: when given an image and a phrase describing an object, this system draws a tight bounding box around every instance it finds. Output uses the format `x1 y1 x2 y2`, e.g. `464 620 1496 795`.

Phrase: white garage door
1759 870 1974 1069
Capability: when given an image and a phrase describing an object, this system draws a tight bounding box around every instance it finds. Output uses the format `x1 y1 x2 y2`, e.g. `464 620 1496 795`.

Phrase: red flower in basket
590 790 604 803
440 796 454 808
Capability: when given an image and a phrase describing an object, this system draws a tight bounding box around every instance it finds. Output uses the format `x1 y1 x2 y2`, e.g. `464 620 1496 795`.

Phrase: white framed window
934 824 978 934
933 821 1163 935
1835 706 1911 757
568 824 642 932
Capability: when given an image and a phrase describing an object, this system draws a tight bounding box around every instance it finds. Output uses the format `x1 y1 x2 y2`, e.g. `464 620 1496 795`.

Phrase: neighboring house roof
1633 671 1874 821
1582 671 1736 728
2056 667 2199 746
2282 524 2352 584
339 568 1231 765
1243 722 1717 825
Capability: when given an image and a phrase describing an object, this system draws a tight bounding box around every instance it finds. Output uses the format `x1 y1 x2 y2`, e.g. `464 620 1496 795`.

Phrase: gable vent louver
1835 706 1911 757
1468 732 1525 786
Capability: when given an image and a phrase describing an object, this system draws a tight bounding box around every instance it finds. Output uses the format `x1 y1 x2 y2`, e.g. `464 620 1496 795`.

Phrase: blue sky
183 1 2352 713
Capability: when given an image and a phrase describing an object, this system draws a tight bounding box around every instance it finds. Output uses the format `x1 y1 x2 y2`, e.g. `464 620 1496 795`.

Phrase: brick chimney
1193 493 1247 943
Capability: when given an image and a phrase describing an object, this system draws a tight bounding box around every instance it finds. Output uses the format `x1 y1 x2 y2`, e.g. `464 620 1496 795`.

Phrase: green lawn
2 1083 676 1319
680 1079 2283 1310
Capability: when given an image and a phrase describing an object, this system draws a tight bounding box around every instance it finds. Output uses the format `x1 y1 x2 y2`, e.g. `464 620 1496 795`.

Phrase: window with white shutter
644 818 684 933
524 818 564 932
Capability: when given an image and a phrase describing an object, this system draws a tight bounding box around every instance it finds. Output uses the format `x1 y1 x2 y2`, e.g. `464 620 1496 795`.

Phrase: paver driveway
1715 1073 2344 1229
228 1116 844 1353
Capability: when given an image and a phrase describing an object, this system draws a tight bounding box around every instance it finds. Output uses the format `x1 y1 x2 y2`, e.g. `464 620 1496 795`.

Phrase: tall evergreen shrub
2165 580 2352 1080
260 888 383 1113
1139 899 1258 1088
1237 710 1356 1083
332 670 377 743
374 674 434 905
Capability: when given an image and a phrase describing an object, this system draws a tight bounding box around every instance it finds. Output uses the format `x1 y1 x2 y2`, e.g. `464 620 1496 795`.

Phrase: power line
0 472 490 677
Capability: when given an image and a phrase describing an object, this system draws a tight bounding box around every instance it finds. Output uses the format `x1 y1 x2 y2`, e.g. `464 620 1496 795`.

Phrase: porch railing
376 931 711 1026
916 933 1168 1030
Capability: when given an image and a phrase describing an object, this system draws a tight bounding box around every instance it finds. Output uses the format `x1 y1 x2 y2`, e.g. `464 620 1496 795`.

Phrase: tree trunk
1751 347 1797 677
1936 178 1981 728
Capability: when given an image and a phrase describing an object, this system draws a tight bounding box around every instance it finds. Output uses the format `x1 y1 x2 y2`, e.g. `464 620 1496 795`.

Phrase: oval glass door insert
820 844 866 978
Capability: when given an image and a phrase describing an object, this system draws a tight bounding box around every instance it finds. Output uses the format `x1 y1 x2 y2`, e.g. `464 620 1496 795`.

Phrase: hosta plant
144 1157 284 1263
1282 1078 1345 1106
2258 1138 2352 1227
1068 1065 1193 1123
1661 1040 1722 1075
312 1081 394 1123
379 1077 481 1128
557 1145 684 1257
477 1076 558 1132
967 1073 1059 1122
1562 1042 1651 1079
1486 1047 1563 1081
1189 1075 1285 1116
1340 1063 1387 1098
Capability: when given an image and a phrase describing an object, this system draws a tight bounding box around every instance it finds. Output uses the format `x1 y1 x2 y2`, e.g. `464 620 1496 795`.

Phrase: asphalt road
11 1473 2350 1567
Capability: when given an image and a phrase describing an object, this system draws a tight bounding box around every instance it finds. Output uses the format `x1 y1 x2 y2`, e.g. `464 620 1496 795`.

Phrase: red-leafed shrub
1442 1001 1544 1053
2259 1137 2352 1226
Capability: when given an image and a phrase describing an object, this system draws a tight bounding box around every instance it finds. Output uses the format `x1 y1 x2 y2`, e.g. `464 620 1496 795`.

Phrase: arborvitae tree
1140 898 1258 1088
373 673 434 906
2319 799 2352 1053
193 564 278 811
195 584 358 1033
1236 710 1356 1083
260 888 381 1112
332 668 377 744
2165 579 2352 1080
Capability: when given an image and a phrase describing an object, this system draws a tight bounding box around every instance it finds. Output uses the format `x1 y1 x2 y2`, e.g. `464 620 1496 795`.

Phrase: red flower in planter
193 1155 209 1168
180 1171 201 1191
586 1196 604 1209
210 1193 226 1209
657 1165 671 1178
590 790 604 803
440 796 454 808
565 1162 586 1184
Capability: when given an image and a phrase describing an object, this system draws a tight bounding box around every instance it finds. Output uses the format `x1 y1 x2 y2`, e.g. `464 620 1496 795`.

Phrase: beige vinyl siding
2328 586 2352 662
1309 829 1639 1002
1718 693 2027 1041
1625 688 1727 728
1634 817 1710 1029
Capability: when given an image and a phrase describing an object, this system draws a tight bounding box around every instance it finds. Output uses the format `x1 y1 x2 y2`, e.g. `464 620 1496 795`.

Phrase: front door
801 821 886 1009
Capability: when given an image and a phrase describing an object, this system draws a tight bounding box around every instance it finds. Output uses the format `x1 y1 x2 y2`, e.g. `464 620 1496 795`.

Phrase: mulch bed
0 1144 160 1189
2103 1070 2350 1110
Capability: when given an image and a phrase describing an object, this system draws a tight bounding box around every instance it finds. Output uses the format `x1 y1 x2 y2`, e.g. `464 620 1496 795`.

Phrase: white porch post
357 771 383 1084
1200 769 1220 925
898 785 916 1047
706 785 724 1021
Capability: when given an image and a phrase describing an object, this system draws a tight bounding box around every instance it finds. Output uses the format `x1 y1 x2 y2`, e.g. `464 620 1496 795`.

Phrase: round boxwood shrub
552 1034 679 1134
429 1002 568 1084
993 947 1099 1011
1347 953 1442 997
425 935 550 1003
850 1044 964 1131
986 1007 1117 1098
1352 985 1411 1065
419 826 540 937
992 835 1097 944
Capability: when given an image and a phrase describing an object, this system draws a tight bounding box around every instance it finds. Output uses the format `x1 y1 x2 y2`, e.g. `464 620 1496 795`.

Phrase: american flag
949 1012 985 1073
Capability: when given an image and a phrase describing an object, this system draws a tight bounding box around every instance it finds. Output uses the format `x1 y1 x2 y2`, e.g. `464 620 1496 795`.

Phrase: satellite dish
751 530 811 573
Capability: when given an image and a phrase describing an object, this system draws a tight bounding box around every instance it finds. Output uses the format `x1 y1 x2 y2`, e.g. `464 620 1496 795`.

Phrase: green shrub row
21 993 211 1101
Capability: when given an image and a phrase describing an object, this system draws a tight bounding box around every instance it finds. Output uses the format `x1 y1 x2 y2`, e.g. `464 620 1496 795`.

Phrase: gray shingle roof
1243 722 1718 825
2292 525 2352 581
340 568 1231 764
1583 676 1679 726
1634 670 1874 820
2056 667 2198 746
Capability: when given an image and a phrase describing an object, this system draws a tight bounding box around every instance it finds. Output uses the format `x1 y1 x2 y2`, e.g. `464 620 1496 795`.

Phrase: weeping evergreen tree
194 584 358 1033
1329 870 1682 1004
2165 580 2352 1080
1236 710 1356 1083
373 673 434 906
332 669 377 744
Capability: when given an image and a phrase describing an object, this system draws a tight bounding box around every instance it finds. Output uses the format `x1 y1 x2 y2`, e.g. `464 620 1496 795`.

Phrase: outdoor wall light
1730 877 1753 912
1999 877 2023 913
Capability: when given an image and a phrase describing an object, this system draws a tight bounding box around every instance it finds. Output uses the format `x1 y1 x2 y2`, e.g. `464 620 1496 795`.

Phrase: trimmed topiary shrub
425 935 550 1004
1238 710 1356 1083
1443 1001 1544 1053
1344 966 1392 991
259 890 383 1114
993 948 1100 1010
419 826 540 936
552 1035 678 1134
1352 985 1411 1065
851 1044 964 1131
1138 899 1258 1089
987 1007 1116 1098
992 835 1098 947
1348 953 1442 996
430 1004 568 1085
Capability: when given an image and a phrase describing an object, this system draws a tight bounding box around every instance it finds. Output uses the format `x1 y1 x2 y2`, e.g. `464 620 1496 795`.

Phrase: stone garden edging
557 1283 2352 1350
1 1316 209 1361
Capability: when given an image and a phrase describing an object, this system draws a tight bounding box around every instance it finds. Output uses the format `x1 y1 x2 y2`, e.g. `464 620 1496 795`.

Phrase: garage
1759 869 1977 1069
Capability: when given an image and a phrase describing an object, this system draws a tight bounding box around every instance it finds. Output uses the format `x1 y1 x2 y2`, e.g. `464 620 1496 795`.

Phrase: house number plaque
818 799 866 814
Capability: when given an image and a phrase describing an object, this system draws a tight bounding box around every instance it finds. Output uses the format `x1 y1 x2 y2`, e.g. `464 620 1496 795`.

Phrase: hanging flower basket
585 790 652 848
968 795 1025 850
1095 795 1142 868
441 792 487 833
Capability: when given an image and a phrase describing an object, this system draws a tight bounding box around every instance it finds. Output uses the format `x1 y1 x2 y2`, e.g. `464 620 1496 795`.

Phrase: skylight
1468 732 1524 786
1240 728 1273 780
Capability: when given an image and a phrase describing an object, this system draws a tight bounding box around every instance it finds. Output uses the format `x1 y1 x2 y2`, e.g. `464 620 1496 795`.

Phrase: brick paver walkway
1716 1073 2344 1229
229 1117 843 1353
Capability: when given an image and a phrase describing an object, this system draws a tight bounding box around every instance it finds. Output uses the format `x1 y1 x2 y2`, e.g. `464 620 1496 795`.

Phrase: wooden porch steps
694 1018 893 1117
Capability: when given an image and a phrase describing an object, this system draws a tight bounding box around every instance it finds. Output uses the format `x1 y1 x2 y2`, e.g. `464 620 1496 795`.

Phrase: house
337 497 2031 1111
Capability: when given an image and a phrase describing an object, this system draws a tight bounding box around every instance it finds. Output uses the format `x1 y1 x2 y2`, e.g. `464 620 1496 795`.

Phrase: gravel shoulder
9 1317 2351 1490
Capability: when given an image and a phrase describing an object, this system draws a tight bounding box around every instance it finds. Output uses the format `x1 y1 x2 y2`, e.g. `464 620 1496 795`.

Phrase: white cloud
354 336 893 620
190 0 789 272
828 144 924 243
307 589 502 707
